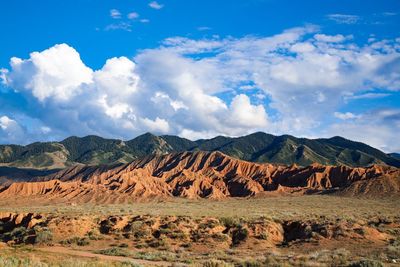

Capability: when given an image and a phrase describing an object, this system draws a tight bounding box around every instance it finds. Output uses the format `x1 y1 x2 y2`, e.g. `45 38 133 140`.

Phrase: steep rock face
0 151 398 203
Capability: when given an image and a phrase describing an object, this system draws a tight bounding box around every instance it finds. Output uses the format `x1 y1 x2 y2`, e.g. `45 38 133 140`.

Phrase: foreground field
0 196 399 266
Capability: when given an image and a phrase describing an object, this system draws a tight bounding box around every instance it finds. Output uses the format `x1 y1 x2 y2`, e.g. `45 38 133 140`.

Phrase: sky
0 0 399 152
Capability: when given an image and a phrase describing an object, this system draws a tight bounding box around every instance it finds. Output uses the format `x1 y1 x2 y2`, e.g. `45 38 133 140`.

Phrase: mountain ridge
0 132 399 169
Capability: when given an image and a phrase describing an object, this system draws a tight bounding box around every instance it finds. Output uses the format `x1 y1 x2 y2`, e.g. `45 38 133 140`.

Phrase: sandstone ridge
0 151 399 203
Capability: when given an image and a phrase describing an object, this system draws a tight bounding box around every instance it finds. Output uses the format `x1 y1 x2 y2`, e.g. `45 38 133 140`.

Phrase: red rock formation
0 151 398 202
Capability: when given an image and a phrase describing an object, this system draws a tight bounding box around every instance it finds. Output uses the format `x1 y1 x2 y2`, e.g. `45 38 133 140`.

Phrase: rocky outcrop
0 151 398 202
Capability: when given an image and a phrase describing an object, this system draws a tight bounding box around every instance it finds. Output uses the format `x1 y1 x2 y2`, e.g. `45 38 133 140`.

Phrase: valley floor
0 195 399 266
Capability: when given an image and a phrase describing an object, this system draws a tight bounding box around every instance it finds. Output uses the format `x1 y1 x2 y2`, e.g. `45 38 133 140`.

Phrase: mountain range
1 132 399 170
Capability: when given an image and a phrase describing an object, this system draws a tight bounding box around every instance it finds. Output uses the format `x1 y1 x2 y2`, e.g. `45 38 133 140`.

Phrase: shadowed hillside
1 132 399 169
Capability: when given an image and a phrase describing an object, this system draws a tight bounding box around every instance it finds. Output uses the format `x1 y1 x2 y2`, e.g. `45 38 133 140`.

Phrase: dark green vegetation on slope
389 153 400 160
0 132 399 169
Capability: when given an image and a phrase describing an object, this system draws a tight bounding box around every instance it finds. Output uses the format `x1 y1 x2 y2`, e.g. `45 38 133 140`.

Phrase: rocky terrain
0 210 399 266
0 151 398 204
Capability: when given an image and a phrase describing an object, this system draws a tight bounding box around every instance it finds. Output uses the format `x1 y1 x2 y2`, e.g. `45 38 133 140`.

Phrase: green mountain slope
0 132 399 169
389 153 400 160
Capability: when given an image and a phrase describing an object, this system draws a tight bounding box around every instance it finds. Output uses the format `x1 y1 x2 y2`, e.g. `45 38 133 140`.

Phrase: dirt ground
0 195 399 266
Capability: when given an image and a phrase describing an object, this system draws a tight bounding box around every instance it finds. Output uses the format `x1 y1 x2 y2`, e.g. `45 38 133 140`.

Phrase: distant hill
389 153 400 160
0 132 399 169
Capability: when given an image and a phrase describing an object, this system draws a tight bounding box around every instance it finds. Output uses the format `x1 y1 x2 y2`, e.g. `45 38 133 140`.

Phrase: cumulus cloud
1 27 400 151
227 94 268 128
140 117 170 133
149 1 163 10
3 44 92 102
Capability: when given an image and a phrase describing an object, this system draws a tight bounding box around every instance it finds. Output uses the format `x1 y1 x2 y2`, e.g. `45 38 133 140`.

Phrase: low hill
0 132 399 169
0 151 398 203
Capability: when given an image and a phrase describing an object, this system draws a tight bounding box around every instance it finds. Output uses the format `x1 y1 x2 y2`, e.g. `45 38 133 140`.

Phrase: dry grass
0 247 141 267
1 195 398 221
0 196 398 266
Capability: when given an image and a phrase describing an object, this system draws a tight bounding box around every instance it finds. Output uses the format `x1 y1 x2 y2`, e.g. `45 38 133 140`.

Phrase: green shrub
125 221 150 239
119 243 129 248
87 229 102 240
147 237 169 249
4 226 31 244
135 251 177 262
96 247 132 257
238 260 263 267
33 227 53 244
60 236 90 246
219 217 240 228
203 259 234 267
232 226 249 245
348 259 384 267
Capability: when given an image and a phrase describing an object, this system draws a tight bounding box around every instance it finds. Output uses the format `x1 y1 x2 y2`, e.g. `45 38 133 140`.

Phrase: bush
60 236 90 246
4 227 31 244
238 260 263 267
119 243 129 248
33 227 53 244
96 247 131 257
135 251 177 262
348 259 384 267
232 226 249 245
203 259 234 267
125 221 150 239
87 229 102 240
219 217 240 228
147 237 169 249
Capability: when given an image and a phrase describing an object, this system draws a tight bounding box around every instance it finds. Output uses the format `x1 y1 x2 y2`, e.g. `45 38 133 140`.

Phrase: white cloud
110 9 121 19
127 12 139 20
1 27 400 151
334 112 361 120
0 116 16 130
326 109 400 152
140 117 170 133
314 34 348 43
326 14 360 24
104 22 132 32
93 57 139 98
4 44 93 102
290 42 315 53
0 116 26 144
344 92 391 101
197 26 211 31
149 1 163 9
140 19 150 23
227 94 268 128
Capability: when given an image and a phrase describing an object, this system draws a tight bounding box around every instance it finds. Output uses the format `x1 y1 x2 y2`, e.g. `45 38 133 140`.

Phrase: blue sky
0 0 399 152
